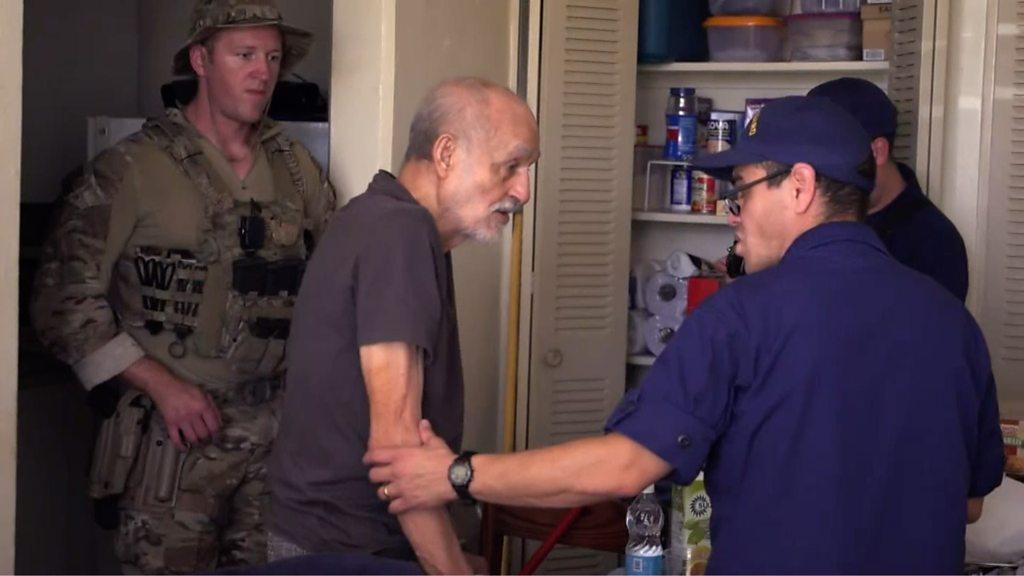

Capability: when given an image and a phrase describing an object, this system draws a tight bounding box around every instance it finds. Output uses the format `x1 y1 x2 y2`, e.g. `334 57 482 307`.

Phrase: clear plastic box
799 0 862 13
786 13 862 61
705 16 784 62
710 0 789 15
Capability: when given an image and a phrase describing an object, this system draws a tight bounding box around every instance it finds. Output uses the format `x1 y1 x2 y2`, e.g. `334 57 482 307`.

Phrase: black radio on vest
239 199 266 255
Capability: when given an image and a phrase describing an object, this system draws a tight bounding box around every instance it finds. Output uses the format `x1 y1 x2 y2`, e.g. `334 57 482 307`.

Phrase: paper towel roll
643 314 684 357
627 309 651 355
644 272 687 320
666 251 700 279
632 260 664 311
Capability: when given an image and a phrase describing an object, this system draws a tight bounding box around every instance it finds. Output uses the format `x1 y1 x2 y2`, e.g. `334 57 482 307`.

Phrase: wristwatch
447 451 478 502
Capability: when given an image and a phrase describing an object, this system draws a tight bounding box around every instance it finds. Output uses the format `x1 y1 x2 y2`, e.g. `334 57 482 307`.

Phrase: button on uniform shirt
867 163 969 302
607 222 1004 574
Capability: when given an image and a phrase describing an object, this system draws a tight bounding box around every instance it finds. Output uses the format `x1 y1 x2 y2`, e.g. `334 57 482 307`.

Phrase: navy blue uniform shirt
866 163 969 302
607 222 1004 574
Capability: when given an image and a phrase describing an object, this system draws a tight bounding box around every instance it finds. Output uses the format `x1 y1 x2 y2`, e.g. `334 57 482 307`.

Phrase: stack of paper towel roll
628 251 703 357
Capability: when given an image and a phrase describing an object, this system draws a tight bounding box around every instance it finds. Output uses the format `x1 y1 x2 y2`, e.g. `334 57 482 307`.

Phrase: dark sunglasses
724 168 793 216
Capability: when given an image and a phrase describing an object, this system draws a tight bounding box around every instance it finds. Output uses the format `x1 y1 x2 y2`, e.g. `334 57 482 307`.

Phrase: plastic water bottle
625 484 664 575
664 87 697 160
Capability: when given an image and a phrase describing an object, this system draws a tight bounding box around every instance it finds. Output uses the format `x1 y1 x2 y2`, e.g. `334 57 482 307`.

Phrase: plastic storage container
800 0 862 13
637 0 674 62
705 16 784 62
710 0 788 15
786 13 862 61
675 1 710 61
638 0 709 63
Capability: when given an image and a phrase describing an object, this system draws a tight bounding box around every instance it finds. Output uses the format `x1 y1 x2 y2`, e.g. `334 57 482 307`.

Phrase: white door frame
0 0 24 571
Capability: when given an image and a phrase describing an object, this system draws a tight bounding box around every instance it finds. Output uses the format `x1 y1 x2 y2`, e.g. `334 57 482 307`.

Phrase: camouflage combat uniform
30 4 333 572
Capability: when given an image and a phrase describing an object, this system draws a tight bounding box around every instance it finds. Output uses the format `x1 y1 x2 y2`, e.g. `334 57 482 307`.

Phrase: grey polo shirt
268 171 464 559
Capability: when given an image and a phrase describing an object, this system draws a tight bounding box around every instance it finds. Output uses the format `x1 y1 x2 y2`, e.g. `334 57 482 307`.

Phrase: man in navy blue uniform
809 77 970 302
363 96 1005 574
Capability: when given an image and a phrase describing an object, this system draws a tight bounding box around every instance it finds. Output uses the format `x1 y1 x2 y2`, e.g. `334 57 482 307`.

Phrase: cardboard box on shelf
862 4 893 18
861 4 892 62
1003 419 1024 477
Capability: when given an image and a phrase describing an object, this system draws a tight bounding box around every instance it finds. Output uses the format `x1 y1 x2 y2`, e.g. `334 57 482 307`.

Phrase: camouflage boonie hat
173 0 313 77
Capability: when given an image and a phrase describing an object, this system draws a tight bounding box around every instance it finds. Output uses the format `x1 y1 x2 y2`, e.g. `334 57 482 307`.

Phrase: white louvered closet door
889 0 923 164
981 0 1024 416
529 0 636 452
888 0 930 182
522 0 636 571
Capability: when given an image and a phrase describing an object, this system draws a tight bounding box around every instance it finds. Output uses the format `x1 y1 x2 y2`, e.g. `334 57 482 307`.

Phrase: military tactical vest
123 111 310 379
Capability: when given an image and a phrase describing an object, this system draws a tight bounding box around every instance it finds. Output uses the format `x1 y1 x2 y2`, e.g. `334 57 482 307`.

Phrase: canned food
691 170 717 214
706 110 743 153
669 166 691 211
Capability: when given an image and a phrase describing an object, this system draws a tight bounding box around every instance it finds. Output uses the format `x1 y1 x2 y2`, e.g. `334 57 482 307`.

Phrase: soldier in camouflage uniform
30 1 336 573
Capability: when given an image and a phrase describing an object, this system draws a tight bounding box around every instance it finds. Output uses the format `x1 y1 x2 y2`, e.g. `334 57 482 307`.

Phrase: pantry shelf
627 354 657 366
632 211 731 225
638 61 889 74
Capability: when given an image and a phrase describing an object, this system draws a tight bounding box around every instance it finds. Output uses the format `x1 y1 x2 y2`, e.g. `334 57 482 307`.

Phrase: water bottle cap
642 484 655 494
669 87 682 96
682 87 696 96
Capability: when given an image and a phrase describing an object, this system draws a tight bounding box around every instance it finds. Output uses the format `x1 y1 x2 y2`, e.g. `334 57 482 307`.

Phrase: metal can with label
705 110 743 153
690 170 717 214
669 165 691 211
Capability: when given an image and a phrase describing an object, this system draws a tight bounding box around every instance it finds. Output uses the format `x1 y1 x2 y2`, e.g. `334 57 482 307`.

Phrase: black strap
451 451 478 502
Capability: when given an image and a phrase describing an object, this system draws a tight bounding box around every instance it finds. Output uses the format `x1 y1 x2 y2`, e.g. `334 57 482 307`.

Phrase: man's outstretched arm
366 419 671 514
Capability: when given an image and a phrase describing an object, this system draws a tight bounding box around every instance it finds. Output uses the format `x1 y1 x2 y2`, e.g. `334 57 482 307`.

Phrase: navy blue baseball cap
807 77 898 140
692 95 874 197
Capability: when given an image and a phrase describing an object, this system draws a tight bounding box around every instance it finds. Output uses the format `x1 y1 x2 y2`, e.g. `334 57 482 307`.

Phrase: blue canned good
669 166 691 211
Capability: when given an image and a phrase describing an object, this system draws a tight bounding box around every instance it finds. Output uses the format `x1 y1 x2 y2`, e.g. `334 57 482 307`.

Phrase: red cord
518 507 584 576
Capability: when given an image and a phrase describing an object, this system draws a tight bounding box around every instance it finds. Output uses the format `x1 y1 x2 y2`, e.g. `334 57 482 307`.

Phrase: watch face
449 462 471 486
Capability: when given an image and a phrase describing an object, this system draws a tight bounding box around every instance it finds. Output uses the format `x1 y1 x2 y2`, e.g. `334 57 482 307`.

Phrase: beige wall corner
331 0 397 205
391 0 517 453
330 0 519 452
935 0 991 313
0 1 22 570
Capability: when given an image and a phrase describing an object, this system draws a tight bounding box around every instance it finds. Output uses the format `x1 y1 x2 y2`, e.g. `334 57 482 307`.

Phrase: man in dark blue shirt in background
809 77 970 302
364 96 1005 574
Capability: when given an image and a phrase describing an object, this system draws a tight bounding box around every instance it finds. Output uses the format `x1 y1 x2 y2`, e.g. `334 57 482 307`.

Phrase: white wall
138 0 333 118
330 1 396 204
394 0 516 454
332 0 517 453
21 0 139 203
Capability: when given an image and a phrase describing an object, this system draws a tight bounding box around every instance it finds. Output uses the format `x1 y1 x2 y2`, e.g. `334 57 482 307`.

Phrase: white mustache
491 198 523 215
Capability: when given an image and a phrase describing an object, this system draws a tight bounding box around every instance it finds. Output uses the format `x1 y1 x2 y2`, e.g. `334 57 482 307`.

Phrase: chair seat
481 501 628 574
